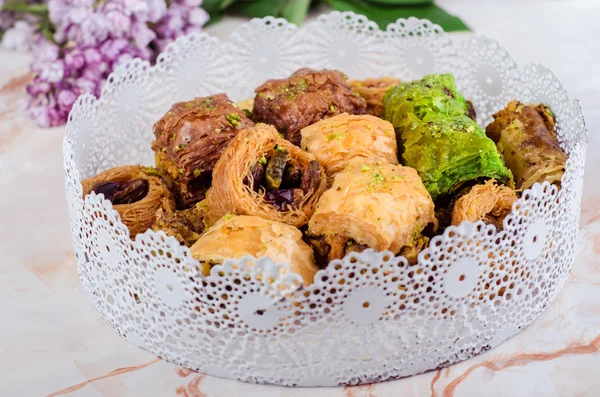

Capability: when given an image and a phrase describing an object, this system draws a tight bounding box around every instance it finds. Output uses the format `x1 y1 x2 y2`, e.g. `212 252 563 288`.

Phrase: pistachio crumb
193 168 202 177
259 157 267 165
325 132 345 141
226 113 241 127
222 213 236 221
361 164 372 172
297 79 309 90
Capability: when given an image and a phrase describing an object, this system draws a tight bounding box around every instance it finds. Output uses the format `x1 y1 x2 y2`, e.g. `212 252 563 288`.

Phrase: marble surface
1 1 600 396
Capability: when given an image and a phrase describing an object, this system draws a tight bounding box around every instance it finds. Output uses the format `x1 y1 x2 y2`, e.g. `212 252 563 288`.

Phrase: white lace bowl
63 12 587 387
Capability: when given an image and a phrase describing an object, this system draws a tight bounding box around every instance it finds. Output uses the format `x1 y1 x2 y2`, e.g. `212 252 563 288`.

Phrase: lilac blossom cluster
0 1 44 52
20 0 209 127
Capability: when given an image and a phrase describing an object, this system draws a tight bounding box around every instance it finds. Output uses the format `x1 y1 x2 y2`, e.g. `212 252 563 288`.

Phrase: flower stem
2 2 49 16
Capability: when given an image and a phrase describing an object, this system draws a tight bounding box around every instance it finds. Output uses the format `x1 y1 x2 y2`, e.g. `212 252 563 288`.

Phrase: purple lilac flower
153 0 209 52
26 35 148 127
1 0 44 51
1 20 36 51
0 12 16 32
123 0 166 24
26 0 208 127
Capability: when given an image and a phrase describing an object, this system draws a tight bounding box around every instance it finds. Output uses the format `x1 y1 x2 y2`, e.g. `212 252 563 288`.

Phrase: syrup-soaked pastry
205 124 328 227
152 94 254 208
300 113 398 182
252 68 367 146
81 165 173 238
152 199 205 246
383 73 513 199
485 100 567 191
190 215 318 285
451 179 518 229
308 160 437 263
348 77 401 117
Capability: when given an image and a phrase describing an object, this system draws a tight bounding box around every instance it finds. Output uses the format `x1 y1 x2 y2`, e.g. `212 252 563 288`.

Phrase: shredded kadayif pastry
451 179 518 229
205 124 328 227
348 77 401 117
81 165 174 238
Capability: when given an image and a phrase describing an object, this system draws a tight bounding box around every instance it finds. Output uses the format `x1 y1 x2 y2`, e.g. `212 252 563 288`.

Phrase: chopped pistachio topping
193 168 202 177
361 164 372 172
329 105 336 112
372 172 385 183
275 145 284 152
325 132 345 141
141 166 160 177
226 113 242 127
196 199 209 210
222 213 236 221
258 92 265 98
266 93 275 100
178 168 184 174
175 143 186 151
215 128 222 133
296 79 309 90
258 156 267 165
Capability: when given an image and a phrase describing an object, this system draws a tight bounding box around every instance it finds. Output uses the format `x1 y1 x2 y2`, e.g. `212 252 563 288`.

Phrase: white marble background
1 1 599 396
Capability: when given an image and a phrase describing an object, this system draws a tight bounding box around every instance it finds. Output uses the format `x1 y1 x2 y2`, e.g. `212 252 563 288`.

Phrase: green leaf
326 0 469 32
2 1 48 15
281 0 312 25
202 0 228 14
235 0 284 18
219 0 237 10
367 0 432 4
206 11 225 26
